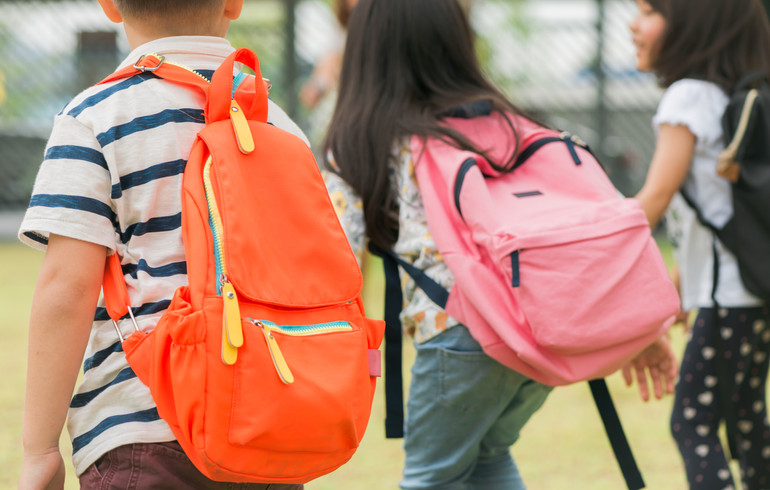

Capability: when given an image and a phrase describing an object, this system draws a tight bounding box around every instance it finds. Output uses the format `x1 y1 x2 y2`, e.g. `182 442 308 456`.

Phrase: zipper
203 157 226 291
204 156 243 365
164 60 210 82
161 53 250 364
249 319 354 384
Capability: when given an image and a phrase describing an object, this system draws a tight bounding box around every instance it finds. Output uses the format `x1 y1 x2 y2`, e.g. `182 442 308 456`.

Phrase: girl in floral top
321 0 552 488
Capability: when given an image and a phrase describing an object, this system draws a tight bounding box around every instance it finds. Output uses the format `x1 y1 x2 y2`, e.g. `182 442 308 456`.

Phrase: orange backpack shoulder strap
99 50 270 125
99 54 211 95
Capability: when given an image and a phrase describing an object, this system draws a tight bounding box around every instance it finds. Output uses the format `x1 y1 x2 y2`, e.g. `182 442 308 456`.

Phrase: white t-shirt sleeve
267 99 310 147
18 113 116 252
653 79 728 145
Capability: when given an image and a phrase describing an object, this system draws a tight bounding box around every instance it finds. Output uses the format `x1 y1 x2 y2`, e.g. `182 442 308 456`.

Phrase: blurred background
0 0 666 238
3 1 770 488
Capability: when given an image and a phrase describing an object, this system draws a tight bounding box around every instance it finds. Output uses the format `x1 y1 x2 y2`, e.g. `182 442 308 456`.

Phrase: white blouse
654 78 763 310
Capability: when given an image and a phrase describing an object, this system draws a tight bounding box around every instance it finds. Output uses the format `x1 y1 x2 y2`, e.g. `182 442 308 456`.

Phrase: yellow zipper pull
222 280 243 348
222 321 238 365
221 279 242 366
230 100 255 154
254 320 295 385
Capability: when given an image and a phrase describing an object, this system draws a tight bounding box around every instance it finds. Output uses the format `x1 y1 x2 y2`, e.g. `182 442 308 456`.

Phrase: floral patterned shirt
324 145 460 343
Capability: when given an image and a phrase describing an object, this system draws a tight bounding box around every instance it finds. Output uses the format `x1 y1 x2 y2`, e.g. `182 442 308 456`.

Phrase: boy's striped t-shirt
18 37 309 475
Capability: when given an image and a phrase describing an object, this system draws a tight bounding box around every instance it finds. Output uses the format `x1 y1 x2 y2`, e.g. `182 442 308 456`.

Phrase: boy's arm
20 234 107 490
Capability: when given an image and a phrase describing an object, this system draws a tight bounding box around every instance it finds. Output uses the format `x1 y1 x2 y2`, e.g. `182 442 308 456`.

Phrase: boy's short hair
114 0 225 24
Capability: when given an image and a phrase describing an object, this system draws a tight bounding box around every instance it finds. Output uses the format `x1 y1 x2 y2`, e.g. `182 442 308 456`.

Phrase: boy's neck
123 20 231 50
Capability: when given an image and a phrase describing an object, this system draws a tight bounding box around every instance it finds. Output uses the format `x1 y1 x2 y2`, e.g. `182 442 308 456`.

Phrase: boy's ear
224 0 245 20
97 0 123 23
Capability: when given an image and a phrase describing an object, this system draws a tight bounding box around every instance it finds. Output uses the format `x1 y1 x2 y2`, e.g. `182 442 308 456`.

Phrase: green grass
308 335 693 490
0 242 724 489
310 252 692 489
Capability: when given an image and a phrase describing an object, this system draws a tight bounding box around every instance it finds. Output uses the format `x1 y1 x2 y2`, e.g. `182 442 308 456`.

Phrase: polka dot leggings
671 306 770 489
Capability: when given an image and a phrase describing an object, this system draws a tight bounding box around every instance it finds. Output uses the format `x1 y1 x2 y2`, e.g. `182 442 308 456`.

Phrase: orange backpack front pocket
228 318 369 454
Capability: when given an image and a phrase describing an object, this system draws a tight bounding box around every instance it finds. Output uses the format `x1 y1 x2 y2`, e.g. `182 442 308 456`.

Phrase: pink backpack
374 109 680 490
409 111 679 385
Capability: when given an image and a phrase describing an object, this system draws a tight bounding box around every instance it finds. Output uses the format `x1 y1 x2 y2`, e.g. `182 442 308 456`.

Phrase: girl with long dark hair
323 1 552 488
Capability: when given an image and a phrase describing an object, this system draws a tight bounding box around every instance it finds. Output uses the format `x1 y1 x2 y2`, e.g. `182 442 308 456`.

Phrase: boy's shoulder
58 70 309 147
265 98 310 146
57 70 174 128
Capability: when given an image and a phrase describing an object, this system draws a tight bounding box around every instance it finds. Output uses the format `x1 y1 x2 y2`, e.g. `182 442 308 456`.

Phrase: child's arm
634 123 696 228
622 124 694 402
668 263 691 330
19 234 107 490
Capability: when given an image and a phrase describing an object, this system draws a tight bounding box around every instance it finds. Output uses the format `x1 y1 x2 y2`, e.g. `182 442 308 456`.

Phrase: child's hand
19 448 65 490
622 334 678 402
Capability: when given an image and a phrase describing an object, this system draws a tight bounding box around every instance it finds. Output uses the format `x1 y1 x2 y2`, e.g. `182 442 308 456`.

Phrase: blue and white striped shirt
18 36 309 475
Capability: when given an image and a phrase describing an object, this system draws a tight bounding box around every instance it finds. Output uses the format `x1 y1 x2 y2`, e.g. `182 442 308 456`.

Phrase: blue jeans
400 326 552 490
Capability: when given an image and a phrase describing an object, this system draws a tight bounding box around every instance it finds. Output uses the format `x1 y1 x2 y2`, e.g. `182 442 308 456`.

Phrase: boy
18 1 306 488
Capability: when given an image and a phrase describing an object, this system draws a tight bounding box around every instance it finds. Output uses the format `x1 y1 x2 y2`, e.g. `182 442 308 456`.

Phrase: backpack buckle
133 54 165 73
112 305 140 342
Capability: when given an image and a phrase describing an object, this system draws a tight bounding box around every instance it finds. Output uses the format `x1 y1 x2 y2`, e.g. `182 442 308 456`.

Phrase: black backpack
682 72 770 302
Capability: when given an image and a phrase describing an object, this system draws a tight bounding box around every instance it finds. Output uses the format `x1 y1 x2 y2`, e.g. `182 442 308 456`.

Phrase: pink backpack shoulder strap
409 112 529 242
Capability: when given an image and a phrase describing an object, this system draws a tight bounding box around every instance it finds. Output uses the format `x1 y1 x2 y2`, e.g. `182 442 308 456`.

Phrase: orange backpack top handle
208 48 269 124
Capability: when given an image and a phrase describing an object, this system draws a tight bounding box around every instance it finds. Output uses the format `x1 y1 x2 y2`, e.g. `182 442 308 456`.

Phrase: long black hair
324 0 531 250
646 0 770 90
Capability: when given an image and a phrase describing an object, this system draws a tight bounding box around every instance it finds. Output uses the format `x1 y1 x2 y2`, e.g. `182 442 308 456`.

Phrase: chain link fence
0 0 661 217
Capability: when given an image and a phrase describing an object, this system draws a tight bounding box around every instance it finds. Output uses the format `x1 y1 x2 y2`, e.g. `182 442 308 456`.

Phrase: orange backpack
100 48 385 484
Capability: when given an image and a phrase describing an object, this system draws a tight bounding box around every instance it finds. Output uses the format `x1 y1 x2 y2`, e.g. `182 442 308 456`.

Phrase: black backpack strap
369 244 407 438
708 237 740 459
370 245 644 489
373 246 449 309
589 379 646 490
679 189 718 232
678 190 740 459
369 243 450 439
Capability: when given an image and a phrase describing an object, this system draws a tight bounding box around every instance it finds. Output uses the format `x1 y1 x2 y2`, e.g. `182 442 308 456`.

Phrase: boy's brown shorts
79 441 305 490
